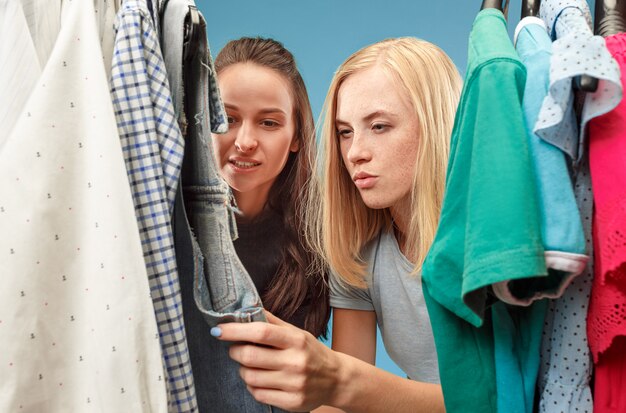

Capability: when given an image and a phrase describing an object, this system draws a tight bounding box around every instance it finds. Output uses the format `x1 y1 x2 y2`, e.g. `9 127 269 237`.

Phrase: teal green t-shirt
421 9 547 413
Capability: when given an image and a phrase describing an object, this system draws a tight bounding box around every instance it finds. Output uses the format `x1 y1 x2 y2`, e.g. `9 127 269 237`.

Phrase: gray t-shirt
329 230 440 384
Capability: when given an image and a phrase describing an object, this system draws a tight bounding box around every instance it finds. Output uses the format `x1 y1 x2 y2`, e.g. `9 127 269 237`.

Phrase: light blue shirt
494 19 588 306
491 19 587 413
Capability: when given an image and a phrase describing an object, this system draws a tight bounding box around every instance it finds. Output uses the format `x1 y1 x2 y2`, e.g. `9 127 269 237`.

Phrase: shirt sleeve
329 271 374 311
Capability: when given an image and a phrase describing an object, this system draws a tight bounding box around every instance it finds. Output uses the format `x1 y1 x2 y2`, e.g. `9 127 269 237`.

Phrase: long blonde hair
306 37 462 288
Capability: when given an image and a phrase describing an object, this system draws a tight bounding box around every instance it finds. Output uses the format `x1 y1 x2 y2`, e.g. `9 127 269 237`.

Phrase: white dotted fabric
535 0 622 162
0 1 168 411
538 158 594 413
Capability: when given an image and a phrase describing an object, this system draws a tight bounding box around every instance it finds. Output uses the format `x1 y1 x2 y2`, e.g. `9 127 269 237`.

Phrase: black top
234 207 309 329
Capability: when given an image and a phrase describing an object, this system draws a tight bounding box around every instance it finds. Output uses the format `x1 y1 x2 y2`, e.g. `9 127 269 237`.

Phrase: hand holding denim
214 311 445 413
214 311 342 412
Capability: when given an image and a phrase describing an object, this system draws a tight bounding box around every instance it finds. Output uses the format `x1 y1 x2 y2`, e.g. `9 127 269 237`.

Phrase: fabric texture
160 0 227 135
493 19 587 307
0 0 168 411
421 9 546 413
235 208 310 329
160 2 283 412
109 1 197 411
587 32 626 413
592 337 626 413
17 0 62 70
538 158 594 413
422 10 545 327
94 0 119 78
492 300 547 413
488 20 586 413
0 0 43 146
534 4 621 413
330 230 440 384
587 32 626 359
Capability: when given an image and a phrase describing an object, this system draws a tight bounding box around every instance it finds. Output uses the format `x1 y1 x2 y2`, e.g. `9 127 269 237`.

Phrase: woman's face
212 63 298 206
335 66 419 210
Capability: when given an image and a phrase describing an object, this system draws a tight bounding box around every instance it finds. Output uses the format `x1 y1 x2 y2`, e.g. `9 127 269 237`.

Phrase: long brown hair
215 37 330 337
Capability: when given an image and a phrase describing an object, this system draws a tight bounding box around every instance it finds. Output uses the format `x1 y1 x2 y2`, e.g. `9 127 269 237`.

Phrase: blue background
197 0 596 377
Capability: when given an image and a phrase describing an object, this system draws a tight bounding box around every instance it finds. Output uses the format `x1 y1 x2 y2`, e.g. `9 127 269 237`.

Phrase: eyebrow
259 108 287 116
335 110 399 125
224 103 287 116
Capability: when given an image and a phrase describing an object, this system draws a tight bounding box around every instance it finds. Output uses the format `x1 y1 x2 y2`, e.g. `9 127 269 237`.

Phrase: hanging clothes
160 1 228 136
587 31 626 413
16 0 62 71
535 0 622 162
494 16 588 307
0 0 167 411
94 0 120 77
159 2 285 411
535 2 623 412
421 8 546 413
0 0 44 145
539 157 595 413
488 15 587 413
591 337 626 413
109 1 198 411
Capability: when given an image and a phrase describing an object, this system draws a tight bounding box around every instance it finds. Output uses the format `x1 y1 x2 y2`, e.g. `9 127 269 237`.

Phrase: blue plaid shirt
110 1 197 411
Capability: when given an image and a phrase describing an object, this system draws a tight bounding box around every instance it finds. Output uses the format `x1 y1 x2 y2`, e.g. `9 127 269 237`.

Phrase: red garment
587 33 626 413
593 338 626 413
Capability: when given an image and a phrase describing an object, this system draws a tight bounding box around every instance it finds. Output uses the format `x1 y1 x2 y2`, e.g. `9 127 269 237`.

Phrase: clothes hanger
481 0 510 17
594 0 626 37
573 0 600 92
183 5 200 62
158 0 169 26
158 0 200 61
518 0 596 92
521 0 540 18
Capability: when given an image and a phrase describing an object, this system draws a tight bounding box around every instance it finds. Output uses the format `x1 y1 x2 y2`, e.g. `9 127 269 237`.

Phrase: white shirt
0 1 167 411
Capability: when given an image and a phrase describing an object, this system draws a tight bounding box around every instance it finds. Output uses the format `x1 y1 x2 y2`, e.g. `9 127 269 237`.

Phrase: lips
352 171 378 189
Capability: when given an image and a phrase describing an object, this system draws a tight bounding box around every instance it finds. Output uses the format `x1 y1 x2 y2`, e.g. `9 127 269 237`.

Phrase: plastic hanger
574 0 601 92
183 5 200 61
521 0 540 18
481 0 509 17
595 0 626 37
159 1 200 61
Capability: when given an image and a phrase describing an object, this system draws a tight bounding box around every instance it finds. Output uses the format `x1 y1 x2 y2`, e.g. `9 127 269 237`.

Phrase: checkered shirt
110 1 197 411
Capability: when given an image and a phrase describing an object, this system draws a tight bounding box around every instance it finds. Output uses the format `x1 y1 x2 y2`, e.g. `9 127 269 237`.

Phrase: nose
346 132 372 165
234 122 258 153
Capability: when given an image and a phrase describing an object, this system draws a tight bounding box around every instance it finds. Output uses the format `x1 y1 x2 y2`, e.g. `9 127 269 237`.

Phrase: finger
246 385 311 412
229 344 290 370
264 310 290 327
214 321 293 349
238 366 303 392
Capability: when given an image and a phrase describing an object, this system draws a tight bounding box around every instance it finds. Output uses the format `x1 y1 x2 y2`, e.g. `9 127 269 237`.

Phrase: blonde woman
211 38 462 413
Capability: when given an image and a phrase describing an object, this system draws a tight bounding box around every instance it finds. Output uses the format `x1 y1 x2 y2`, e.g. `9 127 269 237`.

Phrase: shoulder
362 230 401 271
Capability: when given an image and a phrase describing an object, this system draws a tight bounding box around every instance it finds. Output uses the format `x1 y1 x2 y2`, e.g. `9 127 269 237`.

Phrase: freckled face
336 66 420 210
212 63 298 202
